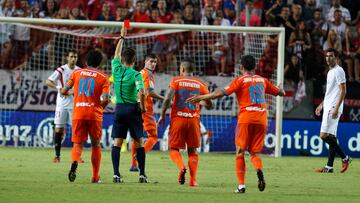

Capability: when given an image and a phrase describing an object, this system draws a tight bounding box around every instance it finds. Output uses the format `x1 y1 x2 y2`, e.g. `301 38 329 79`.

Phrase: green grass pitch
0 147 359 203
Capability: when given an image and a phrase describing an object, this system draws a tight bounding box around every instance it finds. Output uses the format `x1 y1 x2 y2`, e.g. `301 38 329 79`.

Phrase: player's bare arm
138 88 146 113
332 83 346 119
45 79 58 90
187 89 225 103
315 101 324 116
148 90 165 100
158 88 175 128
114 26 127 59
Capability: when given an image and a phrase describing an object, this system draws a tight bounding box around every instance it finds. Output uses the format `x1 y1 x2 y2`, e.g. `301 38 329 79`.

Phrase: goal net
0 18 284 156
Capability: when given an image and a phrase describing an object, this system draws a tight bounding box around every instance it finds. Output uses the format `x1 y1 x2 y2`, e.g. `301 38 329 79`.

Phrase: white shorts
54 109 72 128
320 109 340 136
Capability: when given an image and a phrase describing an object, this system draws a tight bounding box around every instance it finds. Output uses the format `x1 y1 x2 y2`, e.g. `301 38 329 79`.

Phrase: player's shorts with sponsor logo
142 112 158 137
235 123 267 153
112 103 144 139
320 108 340 136
72 119 102 143
54 108 72 128
169 117 200 149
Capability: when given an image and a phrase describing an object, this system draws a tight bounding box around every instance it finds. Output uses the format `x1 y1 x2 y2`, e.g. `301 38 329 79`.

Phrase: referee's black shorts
111 103 144 139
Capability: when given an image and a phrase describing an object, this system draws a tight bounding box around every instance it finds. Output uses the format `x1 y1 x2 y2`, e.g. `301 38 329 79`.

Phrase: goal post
0 17 284 157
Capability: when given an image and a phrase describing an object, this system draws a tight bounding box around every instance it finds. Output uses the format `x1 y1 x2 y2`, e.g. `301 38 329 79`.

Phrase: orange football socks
236 155 246 185
250 154 263 171
91 146 101 179
169 149 185 169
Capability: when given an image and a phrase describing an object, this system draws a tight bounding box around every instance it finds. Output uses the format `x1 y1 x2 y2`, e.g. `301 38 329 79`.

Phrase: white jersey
48 64 81 110
323 64 346 113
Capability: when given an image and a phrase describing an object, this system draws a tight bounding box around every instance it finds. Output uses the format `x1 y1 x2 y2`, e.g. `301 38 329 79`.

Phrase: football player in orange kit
158 59 212 187
187 55 285 193
129 54 165 172
61 50 111 183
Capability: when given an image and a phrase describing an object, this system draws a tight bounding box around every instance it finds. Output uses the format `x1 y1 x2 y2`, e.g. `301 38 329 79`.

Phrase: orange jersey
223 74 279 125
140 68 155 114
169 76 209 119
65 68 110 121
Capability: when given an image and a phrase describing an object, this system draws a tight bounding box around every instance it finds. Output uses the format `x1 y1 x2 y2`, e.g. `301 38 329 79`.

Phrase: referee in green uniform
111 26 147 183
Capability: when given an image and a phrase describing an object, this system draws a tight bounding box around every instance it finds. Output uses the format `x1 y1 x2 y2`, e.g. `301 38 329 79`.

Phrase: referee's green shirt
111 58 144 104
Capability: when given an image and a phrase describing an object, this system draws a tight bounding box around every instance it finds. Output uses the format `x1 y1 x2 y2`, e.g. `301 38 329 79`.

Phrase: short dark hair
314 8 322 13
121 47 137 65
181 58 194 72
241 55 256 71
325 48 338 57
86 50 103 67
66 49 77 57
145 53 157 60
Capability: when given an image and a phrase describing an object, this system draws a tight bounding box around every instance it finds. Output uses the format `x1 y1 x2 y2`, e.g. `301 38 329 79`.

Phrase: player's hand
277 83 286 96
331 108 339 119
121 26 127 37
187 95 201 103
315 105 322 116
157 115 165 128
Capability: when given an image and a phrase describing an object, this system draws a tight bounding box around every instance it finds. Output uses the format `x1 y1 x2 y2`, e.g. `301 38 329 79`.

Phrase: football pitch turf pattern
0 147 359 203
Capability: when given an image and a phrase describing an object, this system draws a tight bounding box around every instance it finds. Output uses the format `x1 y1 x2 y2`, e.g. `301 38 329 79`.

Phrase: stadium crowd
1 0 360 112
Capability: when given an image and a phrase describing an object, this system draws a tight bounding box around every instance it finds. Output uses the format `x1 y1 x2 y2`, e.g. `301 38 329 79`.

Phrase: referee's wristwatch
120 36 125 40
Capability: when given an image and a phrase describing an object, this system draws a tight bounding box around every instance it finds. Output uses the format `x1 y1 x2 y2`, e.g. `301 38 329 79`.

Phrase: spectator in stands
285 54 303 87
56 8 70 19
96 3 114 21
69 7 87 20
288 20 312 61
326 0 351 24
323 29 342 54
0 0 14 50
59 0 86 12
215 9 231 26
31 2 43 18
115 6 131 21
302 0 316 21
171 9 184 24
288 4 302 30
166 0 182 12
266 5 294 44
200 5 214 26
322 9 347 43
223 0 236 25
344 25 360 82
150 7 160 23
132 0 151 33
237 0 261 26
210 40 227 76
10 0 32 69
306 8 325 79
264 0 286 23
183 3 199 24
157 0 173 23
43 0 58 18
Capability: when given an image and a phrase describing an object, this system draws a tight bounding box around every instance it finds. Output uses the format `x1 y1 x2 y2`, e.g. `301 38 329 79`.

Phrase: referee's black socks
136 147 146 176
112 146 121 176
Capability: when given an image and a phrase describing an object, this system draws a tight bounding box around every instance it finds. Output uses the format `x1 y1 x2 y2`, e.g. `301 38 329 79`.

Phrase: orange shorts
169 117 200 149
142 112 157 136
235 123 266 153
72 119 102 144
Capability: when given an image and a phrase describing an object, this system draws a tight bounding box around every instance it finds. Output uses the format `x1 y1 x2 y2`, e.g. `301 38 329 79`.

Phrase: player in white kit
315 48 351 173
46 50 81 163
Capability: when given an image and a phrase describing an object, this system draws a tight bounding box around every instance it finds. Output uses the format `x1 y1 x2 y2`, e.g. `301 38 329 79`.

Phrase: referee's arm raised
114 26 127 59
